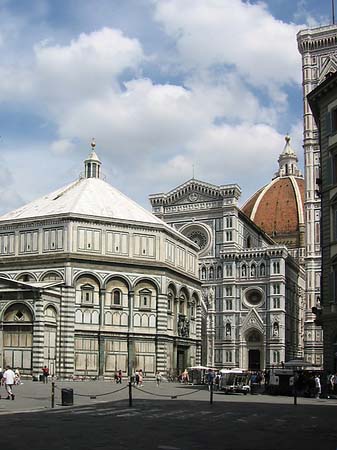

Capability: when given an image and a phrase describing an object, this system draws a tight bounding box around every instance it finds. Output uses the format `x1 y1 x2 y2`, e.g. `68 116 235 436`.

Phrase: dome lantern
276 135 302 178
84 138 101 179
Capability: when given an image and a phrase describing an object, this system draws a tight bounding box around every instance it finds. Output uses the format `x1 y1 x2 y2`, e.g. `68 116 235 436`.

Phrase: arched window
209 267 214 279
189 301 195 319
81 284 94 304
241 265 247 277
139 289 152 309
179 294 187 315
167 291 173 313
113 290 122 306
17 273 35 283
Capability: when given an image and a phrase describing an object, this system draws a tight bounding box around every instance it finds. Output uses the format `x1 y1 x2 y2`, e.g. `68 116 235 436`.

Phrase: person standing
42 366 49 384
206 369 215 391
3 366 16 400
134 370 139 386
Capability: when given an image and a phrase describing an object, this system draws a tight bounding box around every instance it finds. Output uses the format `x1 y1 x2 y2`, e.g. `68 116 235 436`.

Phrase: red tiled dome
242 176 305 248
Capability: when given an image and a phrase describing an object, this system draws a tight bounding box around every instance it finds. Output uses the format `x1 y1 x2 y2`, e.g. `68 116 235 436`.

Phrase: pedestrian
14 368 21 385
333 373 337 395
139 369 143 387
0 368 3 386
206 368 215 391
314 374 321 399
214 372 221 391
3 366 16 400
117 369 122 384
134 370 139 386
156 371 162 387
114 371 119 383
182 369 189 384
42 365 49 384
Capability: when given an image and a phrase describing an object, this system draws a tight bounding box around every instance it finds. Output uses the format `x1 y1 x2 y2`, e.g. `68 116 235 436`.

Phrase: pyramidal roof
0 177 165 225
0 143 164 227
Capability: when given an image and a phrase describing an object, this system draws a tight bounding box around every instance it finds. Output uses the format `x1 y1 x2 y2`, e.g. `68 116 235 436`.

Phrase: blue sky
0 0 333 214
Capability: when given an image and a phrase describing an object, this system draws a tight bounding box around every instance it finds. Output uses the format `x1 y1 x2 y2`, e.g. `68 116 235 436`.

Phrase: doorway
248 349 260 371
177 349 186 374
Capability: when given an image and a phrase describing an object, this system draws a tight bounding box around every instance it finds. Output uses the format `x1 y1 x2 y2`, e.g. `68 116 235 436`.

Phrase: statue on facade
273 322 279 337
208 287 215 309
225 323 231 337
178 316 190 337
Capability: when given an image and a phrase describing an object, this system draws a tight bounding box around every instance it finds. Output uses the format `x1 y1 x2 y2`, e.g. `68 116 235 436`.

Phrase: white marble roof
0 177 165 225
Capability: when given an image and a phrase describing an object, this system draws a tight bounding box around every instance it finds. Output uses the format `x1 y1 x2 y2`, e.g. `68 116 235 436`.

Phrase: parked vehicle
220 369 250 394
187 365 211 385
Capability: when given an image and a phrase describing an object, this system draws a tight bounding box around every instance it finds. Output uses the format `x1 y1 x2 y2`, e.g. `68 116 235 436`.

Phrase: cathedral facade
0 144 204 379
150 179 305 370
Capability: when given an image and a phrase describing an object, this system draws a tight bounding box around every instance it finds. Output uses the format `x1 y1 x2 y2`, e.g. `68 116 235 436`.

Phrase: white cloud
0 66 33 102
0 4 306 214
153 0 303 89
293 0 327 28
145 122 286 200
34 27 145 106
50 138 76 154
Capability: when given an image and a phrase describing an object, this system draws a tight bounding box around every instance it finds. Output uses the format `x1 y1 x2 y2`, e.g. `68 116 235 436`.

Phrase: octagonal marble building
0 143 204 379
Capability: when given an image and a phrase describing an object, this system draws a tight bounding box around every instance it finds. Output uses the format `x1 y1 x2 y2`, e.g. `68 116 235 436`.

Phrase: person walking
42 366 49 384
3 366 16 400
14 368 21 385
139 369 143 387
156 371 162 387
117 370 122 384
314 374 321 399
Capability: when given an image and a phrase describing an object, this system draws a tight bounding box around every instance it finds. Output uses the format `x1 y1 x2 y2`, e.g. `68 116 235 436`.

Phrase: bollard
51 381 55 409
210 382 214 405
128 381 132 407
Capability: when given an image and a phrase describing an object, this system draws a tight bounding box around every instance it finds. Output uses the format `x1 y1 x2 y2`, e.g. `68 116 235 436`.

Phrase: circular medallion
189 193 199 202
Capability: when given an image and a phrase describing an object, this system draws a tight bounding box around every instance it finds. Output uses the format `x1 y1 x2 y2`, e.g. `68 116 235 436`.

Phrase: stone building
150 179 305 370
0 142 204 379
297 24 337 367
308 71 337 372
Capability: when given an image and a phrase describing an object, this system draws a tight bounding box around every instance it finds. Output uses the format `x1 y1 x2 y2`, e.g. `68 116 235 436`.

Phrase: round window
180 224 212 255
186 229 208 250
245 288 263 307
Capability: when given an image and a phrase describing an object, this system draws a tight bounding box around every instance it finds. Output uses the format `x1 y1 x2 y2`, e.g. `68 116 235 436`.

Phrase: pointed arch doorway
246 329 264 371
